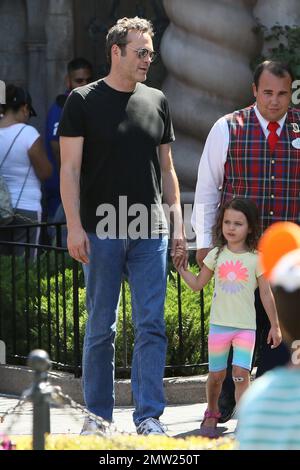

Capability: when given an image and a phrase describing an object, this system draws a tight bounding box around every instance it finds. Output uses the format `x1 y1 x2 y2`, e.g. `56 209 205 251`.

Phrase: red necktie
267 121 279 153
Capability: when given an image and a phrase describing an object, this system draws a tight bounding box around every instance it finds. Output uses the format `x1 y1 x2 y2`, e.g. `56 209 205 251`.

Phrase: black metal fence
0 222 209 378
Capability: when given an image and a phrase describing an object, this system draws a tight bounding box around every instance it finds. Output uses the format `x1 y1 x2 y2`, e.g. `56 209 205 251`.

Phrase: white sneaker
80 416 108 436
136 418 167 436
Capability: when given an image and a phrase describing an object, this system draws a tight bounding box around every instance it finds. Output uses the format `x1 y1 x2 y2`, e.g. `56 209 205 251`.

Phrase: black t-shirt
58 80 175 235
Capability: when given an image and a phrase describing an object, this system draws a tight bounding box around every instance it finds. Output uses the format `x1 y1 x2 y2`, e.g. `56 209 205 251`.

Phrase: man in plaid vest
191 60 299 423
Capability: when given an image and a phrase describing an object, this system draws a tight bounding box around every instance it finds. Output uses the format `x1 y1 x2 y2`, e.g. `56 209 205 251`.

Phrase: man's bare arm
160 143 187 268
60 136 90 264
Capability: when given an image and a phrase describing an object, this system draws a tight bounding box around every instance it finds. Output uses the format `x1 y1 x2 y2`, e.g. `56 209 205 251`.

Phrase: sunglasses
126 46 158 63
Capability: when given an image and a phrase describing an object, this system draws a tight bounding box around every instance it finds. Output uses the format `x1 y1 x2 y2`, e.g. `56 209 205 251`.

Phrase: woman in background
0 84 52 255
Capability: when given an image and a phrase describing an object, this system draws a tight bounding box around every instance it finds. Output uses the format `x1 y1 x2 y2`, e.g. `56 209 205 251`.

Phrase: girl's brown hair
213 198 260 253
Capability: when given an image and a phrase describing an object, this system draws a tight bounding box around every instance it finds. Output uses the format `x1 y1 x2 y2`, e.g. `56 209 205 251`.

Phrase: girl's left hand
267 325 282 349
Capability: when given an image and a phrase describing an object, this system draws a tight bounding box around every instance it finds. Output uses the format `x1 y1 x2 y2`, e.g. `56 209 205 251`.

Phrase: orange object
258 222 300 278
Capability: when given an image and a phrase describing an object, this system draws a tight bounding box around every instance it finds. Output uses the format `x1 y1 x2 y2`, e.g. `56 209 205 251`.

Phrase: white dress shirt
191 105 287 248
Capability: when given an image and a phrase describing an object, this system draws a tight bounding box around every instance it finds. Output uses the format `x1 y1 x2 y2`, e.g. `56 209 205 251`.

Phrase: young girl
176 198 282 438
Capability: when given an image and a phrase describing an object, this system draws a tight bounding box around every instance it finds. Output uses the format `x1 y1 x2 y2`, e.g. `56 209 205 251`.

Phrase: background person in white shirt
0 84 52 255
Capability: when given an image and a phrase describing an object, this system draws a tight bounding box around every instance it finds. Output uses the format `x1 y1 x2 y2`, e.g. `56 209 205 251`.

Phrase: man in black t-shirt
59 17 187 436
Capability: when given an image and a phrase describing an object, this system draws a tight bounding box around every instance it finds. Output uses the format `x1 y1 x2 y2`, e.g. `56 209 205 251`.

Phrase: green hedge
0 255 213 376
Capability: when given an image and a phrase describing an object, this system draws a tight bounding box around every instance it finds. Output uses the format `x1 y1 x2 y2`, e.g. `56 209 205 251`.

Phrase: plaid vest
221 105 300 233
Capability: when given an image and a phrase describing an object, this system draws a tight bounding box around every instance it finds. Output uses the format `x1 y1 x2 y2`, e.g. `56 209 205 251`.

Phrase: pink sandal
199 409 221 438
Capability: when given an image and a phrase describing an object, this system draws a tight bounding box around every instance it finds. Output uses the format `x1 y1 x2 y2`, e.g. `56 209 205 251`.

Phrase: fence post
27 349 51 450
72 260 81 378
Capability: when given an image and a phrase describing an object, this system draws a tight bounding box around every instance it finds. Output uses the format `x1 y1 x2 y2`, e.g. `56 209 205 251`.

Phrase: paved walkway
0 394 237 438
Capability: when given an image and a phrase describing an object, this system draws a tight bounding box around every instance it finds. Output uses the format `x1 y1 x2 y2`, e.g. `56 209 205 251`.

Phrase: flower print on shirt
217 260 249 294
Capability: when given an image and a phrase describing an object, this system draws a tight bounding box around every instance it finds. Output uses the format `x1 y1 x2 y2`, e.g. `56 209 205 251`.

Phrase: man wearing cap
192 60 300 422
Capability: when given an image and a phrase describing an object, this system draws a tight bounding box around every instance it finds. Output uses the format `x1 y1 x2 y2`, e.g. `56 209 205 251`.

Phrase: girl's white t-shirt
0 123 41 211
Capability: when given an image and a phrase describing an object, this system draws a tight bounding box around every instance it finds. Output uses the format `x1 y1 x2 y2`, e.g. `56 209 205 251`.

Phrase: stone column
26 0 48 134
46 0 74 110
161 0 261 203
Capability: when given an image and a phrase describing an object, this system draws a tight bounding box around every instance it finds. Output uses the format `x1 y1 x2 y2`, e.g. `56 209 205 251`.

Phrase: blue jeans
82 235 168 426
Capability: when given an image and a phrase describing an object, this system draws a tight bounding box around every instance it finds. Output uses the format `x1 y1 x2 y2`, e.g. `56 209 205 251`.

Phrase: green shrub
0 256 213 376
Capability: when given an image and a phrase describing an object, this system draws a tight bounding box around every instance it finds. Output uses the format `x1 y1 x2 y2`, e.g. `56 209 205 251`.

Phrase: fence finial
27 349 51 450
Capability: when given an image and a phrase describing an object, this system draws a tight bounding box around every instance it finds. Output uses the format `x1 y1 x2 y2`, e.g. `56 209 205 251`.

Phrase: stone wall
254 0 300 42
0 0 167 133
0 0 74 133
0 0 27 87
46 0 74 109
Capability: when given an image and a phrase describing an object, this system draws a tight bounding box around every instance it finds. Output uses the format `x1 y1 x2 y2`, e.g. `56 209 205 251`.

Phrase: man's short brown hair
106 17 154 67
